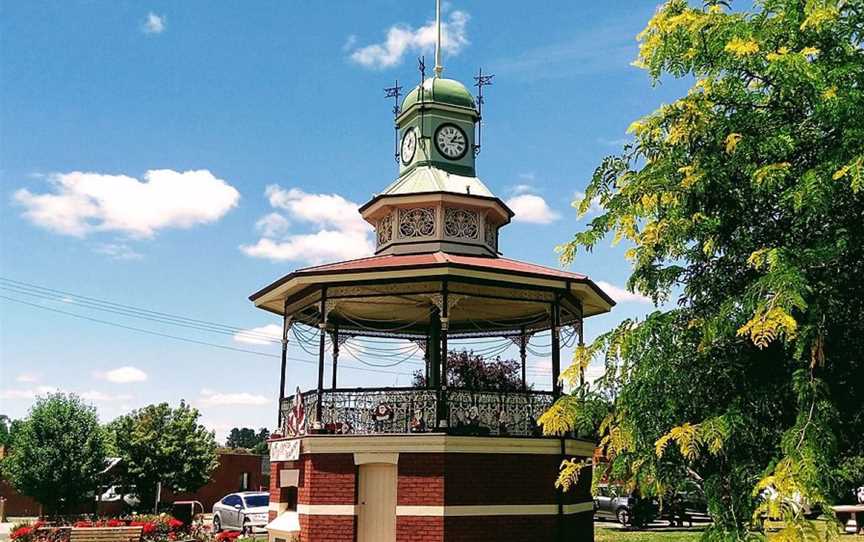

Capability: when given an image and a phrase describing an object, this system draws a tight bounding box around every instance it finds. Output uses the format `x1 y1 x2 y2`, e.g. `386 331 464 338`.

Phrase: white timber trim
275 434 594 457
395 502 594 516
354 452 399 465
296 504 358 516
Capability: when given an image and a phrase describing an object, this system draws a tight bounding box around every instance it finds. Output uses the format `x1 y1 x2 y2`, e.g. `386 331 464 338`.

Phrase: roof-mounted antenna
434 0 443 78
384 79 403 164
473 67 494 156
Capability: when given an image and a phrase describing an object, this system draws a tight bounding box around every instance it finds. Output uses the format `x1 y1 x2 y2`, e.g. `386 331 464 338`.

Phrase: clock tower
359 76 511 258
396 77 479 178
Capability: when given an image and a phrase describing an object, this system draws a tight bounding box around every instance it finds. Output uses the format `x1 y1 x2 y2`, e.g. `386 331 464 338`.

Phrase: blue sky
0 1 690 440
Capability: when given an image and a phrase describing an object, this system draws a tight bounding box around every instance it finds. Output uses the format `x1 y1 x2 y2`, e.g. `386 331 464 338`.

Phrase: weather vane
384 79 403 163
473 67 494 156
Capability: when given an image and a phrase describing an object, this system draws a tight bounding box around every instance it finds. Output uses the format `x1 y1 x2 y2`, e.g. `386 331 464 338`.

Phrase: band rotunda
255 6 614 541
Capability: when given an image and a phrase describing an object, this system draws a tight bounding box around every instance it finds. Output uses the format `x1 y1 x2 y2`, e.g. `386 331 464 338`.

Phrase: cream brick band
292 502 593 517
273 434 594 457
395 502 593 516
296 504 358 516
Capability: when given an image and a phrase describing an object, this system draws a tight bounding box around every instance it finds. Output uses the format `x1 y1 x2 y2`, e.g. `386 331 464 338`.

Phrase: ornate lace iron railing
281 387 554 438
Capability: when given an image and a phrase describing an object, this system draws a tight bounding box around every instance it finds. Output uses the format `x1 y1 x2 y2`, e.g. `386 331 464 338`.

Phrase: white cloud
350 10 469 69
505 194 560 224
200 389 269 406
14 169 239 239
595 281 652 304
95 366 148 384
241 186 374 265
143 13 165 35
79 391 134 402
255 213 290 238
0 386 57 400
16 373 40 383
93 242 144 261
509 184 536 196
233 324 282 346
265 186 369 234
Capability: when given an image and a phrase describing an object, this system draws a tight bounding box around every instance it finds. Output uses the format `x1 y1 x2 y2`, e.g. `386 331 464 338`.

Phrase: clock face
400 128 417 165
435 124 468 160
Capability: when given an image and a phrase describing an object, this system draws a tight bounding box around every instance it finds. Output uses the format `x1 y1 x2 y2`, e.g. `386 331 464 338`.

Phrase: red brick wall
298 514 355 542
443 513 592 542
0 476 41 517
297 454 355 505
397 453 444 506
170 452 266 510
397 452 590 507
397 516 444 542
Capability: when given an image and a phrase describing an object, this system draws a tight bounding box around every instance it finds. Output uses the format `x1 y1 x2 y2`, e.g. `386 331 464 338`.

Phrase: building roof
378 165 495 198
401 77 476 111
294 251 588 280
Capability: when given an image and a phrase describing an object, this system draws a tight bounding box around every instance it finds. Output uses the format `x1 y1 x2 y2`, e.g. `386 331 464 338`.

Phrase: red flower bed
10 526 32 540
215 531 242 542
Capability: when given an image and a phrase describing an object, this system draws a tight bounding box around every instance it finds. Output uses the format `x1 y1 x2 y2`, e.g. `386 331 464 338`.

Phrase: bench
69 526 144 542
833 504 864 535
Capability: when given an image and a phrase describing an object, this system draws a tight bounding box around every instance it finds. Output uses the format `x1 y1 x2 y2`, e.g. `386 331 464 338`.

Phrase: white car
212 491 270 534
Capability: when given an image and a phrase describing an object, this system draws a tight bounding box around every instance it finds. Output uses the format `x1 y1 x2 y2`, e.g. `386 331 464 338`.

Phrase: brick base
267 436 594 542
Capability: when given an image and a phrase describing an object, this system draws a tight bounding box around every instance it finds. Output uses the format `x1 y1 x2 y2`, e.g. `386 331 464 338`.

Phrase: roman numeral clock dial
435 124 468 160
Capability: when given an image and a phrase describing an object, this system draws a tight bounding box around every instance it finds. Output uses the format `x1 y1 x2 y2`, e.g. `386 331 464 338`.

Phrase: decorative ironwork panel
484 221 497 251
444 207 479 240
446 389 553 437
377 214 393 246
282 388 555 437
317 389 438 434
398 208 436 238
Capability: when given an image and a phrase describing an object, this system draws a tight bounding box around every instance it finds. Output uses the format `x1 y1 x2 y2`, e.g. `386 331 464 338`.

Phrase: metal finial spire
434 0 443 78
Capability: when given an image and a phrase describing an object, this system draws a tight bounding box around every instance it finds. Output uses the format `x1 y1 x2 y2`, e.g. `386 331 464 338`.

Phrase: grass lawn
595 525 704 542
595 519 864 541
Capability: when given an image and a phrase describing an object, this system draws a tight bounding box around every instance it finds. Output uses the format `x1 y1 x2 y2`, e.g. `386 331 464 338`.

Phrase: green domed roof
401 77 476 111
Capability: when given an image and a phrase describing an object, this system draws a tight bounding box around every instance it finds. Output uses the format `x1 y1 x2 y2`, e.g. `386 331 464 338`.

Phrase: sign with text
269 439 300 461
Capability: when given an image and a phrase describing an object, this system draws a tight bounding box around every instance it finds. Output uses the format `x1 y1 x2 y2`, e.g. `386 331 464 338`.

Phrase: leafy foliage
225 427 270 454
545 1 864 538
2 393 107 513
413 350 525 391
106 401 218 509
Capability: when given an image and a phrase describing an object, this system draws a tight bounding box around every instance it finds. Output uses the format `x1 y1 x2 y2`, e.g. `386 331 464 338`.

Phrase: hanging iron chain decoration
444 207 480 239
473 68 494 156
399 208 436 238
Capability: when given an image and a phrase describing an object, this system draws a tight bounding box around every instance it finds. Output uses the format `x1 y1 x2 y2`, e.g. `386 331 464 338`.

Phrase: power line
0 277 281 342
0 294 411 377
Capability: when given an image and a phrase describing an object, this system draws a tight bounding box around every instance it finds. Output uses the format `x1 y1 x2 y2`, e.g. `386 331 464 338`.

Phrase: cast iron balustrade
280 387 554 438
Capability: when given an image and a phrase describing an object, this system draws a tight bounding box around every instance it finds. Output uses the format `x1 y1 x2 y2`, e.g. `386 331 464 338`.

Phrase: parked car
594 484 658 526
212 491 270 534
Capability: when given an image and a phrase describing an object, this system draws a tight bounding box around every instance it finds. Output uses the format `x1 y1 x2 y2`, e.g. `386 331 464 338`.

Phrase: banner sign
270 439 300 461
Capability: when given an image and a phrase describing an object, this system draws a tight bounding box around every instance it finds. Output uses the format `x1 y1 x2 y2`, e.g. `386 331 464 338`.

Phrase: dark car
594 484 657 525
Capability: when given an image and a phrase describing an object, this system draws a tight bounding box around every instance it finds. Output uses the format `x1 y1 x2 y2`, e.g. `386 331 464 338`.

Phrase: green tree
225 427 270 454
2 394 107 514
107 401 218 509
0 415 12 448
542 0 864 538
412 350 526 391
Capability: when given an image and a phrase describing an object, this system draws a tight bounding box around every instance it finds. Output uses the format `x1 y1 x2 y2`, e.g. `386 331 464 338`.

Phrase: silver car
212 491 269 534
